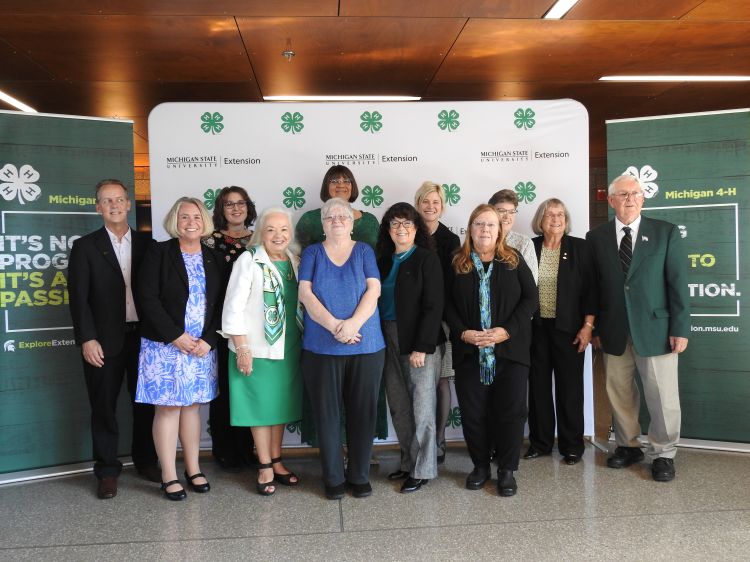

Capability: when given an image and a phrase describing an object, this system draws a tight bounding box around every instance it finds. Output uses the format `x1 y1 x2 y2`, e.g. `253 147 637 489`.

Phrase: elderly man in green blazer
586 174 689 482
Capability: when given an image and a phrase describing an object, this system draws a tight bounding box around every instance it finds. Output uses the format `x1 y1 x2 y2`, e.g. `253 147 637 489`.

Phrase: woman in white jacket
221 208 303 496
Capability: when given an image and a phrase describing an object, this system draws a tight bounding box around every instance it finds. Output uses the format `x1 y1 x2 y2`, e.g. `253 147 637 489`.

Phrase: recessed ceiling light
600 75 750 82
543 0 579 19
264 95 421 102
0 90 37 112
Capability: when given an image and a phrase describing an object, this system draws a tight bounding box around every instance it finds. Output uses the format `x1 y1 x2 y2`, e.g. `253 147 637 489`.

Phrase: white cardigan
220 245 299 360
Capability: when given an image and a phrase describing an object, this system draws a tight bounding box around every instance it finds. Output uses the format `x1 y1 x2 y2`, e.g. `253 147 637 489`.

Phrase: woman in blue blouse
298 197 385 500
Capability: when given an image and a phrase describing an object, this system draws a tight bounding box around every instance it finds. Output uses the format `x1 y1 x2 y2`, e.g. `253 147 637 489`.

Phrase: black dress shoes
465 465 490 490
400 477 428 493
136 465 162 483
522 447 549 459
349 481 372 498
606 446 645 468
325 482 346 500
651 457 676 482
387 470 410 480
184 471 210 493
161 480 187 501
497 469 517 497
97 476 118 499
563 453 581 465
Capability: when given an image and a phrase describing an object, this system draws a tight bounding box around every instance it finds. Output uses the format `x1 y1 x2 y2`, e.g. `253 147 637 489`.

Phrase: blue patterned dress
136 252 218 406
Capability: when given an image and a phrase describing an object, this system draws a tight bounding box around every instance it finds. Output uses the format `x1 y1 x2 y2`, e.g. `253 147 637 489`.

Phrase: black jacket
68 226 150 357
432 222 461 344
378 246 444 354
446 253 538 368
532 234 597 335
137 238 225 348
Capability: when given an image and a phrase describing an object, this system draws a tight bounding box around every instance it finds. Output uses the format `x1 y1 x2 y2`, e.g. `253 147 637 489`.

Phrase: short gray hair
608 174 643 195
320 197 354 222
248 207 299 256
531 198 571 235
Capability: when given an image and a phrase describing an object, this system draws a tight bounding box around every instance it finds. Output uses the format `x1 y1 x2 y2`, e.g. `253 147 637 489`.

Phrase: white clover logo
0 164 42 204
624 165 659 199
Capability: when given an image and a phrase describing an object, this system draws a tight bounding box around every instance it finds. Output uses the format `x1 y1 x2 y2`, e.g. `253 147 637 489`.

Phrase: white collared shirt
615 215 641 253
105 226 138 322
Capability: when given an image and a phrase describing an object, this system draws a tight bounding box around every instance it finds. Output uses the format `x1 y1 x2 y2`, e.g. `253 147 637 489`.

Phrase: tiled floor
1 443 749 561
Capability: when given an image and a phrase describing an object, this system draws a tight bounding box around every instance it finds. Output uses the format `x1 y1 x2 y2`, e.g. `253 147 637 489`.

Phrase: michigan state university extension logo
514 181 536 203
360 111 382 134
282 187 306 210
624 165 659 198
281 112 304 134
442 183 461 206
1 164 42 204
513 107 536 130
437 109 460 132
3 340 16 352
361 185 384 208
203 188 222 210
200 111 224 135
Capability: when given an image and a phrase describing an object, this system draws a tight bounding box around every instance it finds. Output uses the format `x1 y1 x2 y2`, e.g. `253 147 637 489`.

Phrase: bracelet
236 351 250 358
584 321 594 329
235 344 250 350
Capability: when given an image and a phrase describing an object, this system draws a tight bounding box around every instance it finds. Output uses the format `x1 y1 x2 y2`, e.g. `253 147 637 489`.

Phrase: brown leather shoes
97 476 118 499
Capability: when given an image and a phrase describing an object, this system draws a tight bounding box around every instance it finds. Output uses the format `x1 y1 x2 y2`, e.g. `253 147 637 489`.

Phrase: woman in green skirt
221 208 302 496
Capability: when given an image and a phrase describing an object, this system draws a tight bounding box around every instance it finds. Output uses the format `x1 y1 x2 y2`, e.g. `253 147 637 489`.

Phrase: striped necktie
619 226 632 274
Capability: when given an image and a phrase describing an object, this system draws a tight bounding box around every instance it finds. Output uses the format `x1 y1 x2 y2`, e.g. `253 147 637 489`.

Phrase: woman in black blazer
136 197 225 500
524 198 597 465
446 204 537 497
376 203 444 494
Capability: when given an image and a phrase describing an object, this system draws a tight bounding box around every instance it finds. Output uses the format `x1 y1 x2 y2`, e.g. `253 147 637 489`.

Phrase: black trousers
82 328 157 479
302 349 385 487
209 338 254 464
454 358 528 471
528 319 585 456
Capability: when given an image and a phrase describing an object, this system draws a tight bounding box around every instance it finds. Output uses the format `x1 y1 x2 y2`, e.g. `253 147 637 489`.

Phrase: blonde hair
413 181 445 215
531 198 571 235
452 204 518 274
163 197 214 238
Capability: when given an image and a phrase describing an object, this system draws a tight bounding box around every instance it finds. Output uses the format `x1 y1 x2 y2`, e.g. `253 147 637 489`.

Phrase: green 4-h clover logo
0 164 42 205
203 188 222 210
286 421 301 435
513 107 535 130
200 111 224 135
441 183 461 206
282 187 306 210
437 109 460 132
281 111 304 134
361 185 384 208
446 407 462 428
360 111 383 134
514 181 536 203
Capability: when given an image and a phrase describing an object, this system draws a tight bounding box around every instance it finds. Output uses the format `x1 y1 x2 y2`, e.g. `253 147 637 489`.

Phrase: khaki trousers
603 340 681 460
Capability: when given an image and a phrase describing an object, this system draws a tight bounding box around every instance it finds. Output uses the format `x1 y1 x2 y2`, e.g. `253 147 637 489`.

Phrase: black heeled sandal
184 471 210 493
161 479 187 501
256 462 276 496
271 457 299 486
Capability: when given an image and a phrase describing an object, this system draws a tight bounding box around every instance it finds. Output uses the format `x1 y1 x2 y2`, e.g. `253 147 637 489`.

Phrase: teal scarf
470 251 496 385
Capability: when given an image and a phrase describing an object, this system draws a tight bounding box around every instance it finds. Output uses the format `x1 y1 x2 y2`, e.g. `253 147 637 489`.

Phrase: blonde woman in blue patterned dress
136 197 225 501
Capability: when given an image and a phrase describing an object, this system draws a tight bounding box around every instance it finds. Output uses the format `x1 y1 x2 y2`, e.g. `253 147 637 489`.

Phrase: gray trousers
383 321 440 479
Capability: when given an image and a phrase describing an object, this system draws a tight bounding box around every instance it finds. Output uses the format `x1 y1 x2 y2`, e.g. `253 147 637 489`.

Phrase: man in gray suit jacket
586 174 689 482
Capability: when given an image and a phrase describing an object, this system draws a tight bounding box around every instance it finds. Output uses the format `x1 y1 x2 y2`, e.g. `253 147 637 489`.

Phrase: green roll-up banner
607 109 750 444
0 111 134 473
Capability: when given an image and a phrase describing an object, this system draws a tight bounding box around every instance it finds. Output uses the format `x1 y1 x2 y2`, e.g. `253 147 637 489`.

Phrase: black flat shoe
325 482 346 500
184 471 210 493
606 446 644 469
387 470 409 480
256 463 276 496
563 453 581 465
161 480 187 501
349 481 372 498
497 469 517 497
465 465 490 490
270 457 299 486
652 457 676 482
523 447 550 459
400 477 428 493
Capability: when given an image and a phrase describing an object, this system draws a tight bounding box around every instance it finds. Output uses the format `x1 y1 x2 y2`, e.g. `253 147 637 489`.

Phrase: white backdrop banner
148 99 591 446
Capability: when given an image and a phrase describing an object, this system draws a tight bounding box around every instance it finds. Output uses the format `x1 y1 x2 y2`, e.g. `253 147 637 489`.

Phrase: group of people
68 168 689 502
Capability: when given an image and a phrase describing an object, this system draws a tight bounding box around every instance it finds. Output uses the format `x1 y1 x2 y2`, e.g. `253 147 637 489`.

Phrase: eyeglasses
472 221 499 230
329 178 352 185
389 219 415 230
223 200 248 209
612 191 644 201
543 212 566 220
323 214 351 223
495 209 518 216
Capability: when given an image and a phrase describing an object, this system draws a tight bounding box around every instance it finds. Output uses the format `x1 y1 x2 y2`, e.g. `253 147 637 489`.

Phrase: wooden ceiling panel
436 19 750 84
0 39 54 81
340 0 554 18
682 0 750 20
1 15 254 82
566 0 703 20
238 17 465 96
0 1 337 16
